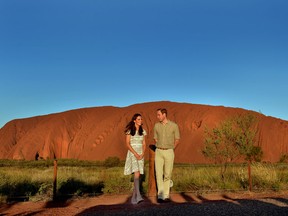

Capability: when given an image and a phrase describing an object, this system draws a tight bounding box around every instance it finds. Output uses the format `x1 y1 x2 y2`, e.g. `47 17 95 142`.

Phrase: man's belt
157 147 169 150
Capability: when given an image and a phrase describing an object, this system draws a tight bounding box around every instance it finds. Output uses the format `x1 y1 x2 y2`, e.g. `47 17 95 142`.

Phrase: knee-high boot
131 176 143 204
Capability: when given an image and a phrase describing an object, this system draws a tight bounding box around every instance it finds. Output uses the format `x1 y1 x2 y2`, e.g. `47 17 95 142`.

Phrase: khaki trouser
155 148 174 199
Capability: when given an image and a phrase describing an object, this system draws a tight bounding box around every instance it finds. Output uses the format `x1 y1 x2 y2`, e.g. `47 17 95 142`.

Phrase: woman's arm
140 136 146 159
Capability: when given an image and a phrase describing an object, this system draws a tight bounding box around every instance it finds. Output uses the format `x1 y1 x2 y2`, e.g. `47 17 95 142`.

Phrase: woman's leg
131 171 143 204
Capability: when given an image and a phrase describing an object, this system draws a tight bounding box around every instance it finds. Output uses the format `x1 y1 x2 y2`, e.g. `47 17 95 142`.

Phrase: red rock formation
0 101 287 163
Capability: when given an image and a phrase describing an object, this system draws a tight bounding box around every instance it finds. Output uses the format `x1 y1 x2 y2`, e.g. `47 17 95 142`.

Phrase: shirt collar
161 120 170 125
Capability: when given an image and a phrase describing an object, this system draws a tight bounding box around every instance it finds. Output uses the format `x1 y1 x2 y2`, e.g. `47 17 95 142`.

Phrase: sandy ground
1 191 288 215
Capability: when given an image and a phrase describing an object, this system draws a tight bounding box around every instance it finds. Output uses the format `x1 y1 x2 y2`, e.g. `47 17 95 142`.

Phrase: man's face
157 110 165 122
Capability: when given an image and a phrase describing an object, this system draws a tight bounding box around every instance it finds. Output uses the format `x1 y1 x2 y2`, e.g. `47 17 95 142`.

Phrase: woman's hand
134 153 141 160
134 153 144 160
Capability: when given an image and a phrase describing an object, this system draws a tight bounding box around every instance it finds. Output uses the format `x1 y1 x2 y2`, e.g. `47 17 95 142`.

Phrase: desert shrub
38 182 53 195
279 154 288 163
100 167 131 193
0 178 40 197
103 157 121 167
58 178 104 196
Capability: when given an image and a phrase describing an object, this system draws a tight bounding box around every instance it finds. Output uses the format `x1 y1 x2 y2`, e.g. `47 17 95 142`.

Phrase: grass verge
0 159 287 203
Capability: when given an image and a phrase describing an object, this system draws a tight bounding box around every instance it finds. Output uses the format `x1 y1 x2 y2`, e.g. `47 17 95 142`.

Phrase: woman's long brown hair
124 113 144 136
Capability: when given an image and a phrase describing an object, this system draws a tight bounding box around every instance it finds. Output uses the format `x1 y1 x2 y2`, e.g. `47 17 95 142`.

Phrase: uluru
0 101 287 163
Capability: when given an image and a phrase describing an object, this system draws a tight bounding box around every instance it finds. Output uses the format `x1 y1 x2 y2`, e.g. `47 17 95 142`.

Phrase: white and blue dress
124 129 147 175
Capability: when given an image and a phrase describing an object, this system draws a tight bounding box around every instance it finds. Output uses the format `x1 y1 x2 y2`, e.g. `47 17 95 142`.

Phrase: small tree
203 119 240 180
203 112 263 188
234 113 263 190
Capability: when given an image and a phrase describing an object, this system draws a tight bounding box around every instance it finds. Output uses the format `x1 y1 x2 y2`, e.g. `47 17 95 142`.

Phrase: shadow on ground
76 193 288 216
0 178 105 215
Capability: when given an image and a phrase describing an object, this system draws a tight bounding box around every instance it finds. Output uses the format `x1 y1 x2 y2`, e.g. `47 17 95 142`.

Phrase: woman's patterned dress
124 130 147 175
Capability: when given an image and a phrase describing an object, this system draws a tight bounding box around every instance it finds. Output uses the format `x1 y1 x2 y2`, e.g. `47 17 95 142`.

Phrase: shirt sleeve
153 124 158 140
125 130 131 135
174 124 180 140
143 129 147 136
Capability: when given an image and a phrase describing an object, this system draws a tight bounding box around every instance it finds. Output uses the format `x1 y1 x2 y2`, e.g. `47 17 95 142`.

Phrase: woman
124 113 147 204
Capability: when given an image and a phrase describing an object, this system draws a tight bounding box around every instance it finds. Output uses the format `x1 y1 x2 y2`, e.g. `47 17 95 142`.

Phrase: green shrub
104 157 121 167
0 179 40 197
279 154 288 163
58 178 104 196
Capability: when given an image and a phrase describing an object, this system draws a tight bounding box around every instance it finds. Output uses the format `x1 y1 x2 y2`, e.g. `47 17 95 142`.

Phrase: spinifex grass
172 164 244 192
0 167 52 201
0 159 288 202
171 163 288 193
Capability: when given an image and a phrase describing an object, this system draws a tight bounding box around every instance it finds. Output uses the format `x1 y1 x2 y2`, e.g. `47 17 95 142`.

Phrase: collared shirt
154 120 180 149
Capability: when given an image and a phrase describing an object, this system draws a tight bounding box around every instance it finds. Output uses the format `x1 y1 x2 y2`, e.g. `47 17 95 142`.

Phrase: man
154 108 180 202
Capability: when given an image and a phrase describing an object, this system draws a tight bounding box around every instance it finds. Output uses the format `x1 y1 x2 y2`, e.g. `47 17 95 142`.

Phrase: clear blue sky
0 0 287 128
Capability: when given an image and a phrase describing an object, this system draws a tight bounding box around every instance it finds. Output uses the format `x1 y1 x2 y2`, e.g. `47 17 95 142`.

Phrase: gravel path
78 196 288 216
1 192 288 215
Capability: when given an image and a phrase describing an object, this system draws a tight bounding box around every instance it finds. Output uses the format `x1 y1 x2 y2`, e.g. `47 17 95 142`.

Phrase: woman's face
134 115 142 127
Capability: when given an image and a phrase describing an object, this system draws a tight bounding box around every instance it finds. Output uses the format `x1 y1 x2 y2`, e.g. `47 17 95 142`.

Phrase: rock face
0 101 288 163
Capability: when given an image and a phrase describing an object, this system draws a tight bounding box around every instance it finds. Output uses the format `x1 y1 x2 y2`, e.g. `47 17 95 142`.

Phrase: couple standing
123 108 180 204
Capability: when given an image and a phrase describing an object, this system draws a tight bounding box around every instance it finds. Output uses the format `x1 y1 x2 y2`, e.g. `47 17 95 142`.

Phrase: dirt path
1 191 288 215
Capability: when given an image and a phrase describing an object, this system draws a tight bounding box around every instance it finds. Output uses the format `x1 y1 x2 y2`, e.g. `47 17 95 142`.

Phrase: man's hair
157 108 167 116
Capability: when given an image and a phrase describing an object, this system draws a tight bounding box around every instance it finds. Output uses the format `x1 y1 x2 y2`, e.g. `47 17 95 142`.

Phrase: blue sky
0 0 287 128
